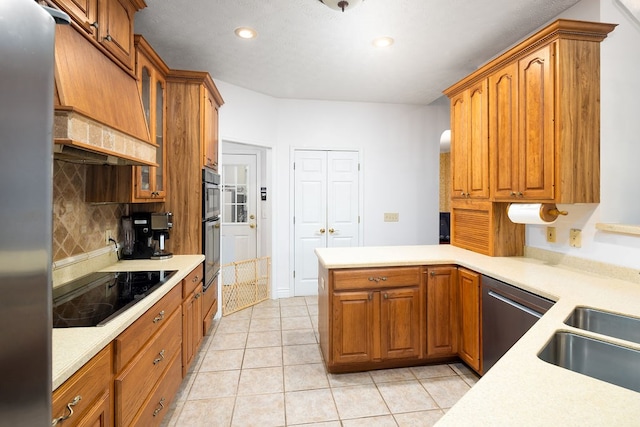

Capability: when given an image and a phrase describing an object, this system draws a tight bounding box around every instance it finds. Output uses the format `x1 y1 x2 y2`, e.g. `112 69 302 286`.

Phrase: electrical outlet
570 228 582 248
384 213 399 222
546 226 556 243
105 229 112 245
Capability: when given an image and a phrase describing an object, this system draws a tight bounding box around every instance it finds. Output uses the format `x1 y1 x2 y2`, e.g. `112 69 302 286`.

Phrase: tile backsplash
53 160 124 261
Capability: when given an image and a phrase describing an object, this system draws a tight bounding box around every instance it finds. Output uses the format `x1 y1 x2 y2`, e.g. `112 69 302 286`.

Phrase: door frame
289 147 365 297
221 140 272 268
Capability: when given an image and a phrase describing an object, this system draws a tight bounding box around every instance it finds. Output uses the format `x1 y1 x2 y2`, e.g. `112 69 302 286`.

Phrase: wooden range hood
53 25 155 166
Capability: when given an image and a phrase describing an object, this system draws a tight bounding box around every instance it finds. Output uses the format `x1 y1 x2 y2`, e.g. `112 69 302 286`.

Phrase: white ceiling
134 0 582 105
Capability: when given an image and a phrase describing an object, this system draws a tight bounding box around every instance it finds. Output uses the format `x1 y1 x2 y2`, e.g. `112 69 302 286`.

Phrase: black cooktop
52 270 177 327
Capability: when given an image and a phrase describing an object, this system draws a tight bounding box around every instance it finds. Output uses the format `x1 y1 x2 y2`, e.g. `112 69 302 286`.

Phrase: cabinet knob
517 192 524 198
329 228 335 234
319 228 326 234
192 275 199 282
195 292 202 299
90 21 98 29
103 34 112 42
368 292 373 300
52 395 82 426
383 293 388 299
430 271 436 277
510 191 517 197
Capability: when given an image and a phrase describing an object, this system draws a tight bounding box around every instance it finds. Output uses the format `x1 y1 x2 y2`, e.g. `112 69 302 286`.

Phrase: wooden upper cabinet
54 0 99 36
134 35 169 201
450 80 489 200
202 88 220 170
53 0 145 71
447 19 616 205
491 44 555 201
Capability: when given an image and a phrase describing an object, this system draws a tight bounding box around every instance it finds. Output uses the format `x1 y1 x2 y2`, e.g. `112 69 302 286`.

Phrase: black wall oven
202 168 221 291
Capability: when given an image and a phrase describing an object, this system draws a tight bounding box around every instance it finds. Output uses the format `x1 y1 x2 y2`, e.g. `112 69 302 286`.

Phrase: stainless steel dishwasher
482 275 554 373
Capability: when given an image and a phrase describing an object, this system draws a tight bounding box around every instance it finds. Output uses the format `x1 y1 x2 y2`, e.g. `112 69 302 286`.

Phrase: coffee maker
150 212 173 260
121 213 155 259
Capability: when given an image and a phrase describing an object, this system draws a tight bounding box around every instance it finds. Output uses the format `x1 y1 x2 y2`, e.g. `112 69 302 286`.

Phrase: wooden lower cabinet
114 307 182 426
322 266 425 372
202 276 219 335
52 344 113 427
182 283 203 376
426 266 458 358
458 267 482 373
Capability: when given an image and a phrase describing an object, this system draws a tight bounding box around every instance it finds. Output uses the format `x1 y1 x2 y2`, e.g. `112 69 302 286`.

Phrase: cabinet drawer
129 351 182 427
332 267 421 291
115 285 181 372
115 308 182 426
182 263 204 298
52 344 112 426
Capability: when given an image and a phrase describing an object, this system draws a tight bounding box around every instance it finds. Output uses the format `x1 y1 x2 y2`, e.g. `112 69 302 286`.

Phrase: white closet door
293 150 360 296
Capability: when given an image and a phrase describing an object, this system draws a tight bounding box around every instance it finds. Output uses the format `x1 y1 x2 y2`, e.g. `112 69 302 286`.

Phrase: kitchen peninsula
315 245 640 425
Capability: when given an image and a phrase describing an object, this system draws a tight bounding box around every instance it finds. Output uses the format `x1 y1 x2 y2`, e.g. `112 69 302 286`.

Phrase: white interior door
221 154 257 264
294 150 360 296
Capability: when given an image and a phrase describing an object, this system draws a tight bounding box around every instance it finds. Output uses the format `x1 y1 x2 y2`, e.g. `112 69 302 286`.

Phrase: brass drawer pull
367 276 388 283
192 275 199 282
152 310 165 323
152 397 166 417
52 395 81 426
153 349 166 365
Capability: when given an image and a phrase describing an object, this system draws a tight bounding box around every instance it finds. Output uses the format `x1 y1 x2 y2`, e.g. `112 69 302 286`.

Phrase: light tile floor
161 296 480 427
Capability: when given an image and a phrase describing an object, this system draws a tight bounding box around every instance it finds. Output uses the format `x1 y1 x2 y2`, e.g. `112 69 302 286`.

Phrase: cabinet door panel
99 0 135 69
332 291 374 364
467 80 489 199
450 93 468 199
519 44 555 200
490 63 519 200
427 267 457 357
380 287 421 360
458 268 481 373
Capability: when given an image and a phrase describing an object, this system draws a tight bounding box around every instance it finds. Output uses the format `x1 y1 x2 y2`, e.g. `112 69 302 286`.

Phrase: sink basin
565 307 640 344
538 331 640 393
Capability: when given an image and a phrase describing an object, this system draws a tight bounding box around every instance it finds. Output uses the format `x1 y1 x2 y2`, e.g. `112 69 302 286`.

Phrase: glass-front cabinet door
134 39 166 201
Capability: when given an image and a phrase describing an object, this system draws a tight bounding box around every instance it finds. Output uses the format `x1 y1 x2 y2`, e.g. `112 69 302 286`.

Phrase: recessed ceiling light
372 37 394 48
234 27 257 39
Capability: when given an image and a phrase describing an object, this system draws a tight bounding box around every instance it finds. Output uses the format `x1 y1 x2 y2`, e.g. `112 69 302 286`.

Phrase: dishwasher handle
487 290 544 319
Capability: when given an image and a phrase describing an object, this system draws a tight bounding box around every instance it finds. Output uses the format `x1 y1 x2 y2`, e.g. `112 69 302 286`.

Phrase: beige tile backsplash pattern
53 160 124 261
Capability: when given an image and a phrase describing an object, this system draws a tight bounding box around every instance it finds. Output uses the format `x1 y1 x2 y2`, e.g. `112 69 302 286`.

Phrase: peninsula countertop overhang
315 245 640 425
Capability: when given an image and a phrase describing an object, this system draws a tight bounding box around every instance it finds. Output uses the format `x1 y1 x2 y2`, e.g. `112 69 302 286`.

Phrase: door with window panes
221 154 257 265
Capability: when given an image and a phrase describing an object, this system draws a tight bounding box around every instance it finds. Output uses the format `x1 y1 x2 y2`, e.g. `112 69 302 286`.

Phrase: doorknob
319 228 326 234
250 214 255 219
249 223 256 229
329 228 335 234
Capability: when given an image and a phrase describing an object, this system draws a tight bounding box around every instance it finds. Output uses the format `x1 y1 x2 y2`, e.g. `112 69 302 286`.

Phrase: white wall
526 0 640 270
217 82 447 296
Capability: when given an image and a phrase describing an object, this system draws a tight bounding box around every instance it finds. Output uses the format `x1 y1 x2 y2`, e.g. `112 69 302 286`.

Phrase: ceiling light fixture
319 0 364 12
372 37 394 48
234 27 257 39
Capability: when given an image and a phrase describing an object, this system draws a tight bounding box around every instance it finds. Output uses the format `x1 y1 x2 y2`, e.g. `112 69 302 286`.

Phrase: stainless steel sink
565 306 640 344
538 331 640 393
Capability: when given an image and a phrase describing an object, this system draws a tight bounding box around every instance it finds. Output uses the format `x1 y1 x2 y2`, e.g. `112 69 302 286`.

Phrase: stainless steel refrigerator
0 1 69 425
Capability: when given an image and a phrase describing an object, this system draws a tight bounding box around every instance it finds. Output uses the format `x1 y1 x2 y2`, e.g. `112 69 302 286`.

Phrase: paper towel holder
508 203 568 223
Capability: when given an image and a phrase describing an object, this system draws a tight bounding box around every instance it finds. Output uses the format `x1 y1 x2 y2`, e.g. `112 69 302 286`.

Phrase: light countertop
52 255 204 390
315 245 640 425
